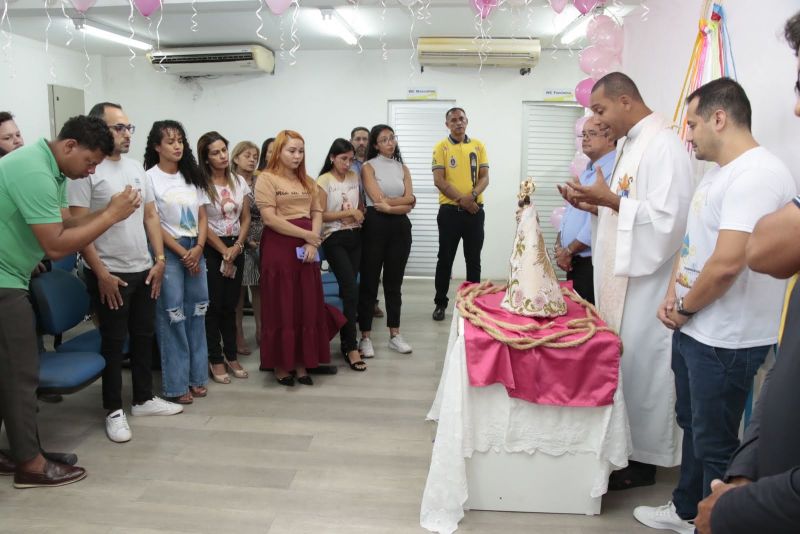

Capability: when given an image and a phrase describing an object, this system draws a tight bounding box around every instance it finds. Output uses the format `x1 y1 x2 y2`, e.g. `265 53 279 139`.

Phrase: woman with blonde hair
255 130 344 386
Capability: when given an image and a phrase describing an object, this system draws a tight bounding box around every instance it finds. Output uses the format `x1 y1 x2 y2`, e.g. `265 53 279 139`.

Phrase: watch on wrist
677 297 695 317
471 190 478 200
155 254 166 263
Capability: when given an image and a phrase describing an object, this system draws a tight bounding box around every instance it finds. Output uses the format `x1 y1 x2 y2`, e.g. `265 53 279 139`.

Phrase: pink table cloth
462 282 620 407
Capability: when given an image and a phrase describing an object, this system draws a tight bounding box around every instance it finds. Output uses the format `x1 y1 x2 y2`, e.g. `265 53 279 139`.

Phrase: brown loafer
14 460 86 489
0 450 15 476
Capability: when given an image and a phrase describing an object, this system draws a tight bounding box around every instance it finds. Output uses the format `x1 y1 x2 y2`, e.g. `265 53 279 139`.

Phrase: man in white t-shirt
634 78 797 534
68 102 182 444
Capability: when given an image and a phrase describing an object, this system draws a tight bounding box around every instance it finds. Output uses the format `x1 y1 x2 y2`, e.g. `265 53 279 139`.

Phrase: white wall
98 49 584 280
0 33 104 140
623 0 800 184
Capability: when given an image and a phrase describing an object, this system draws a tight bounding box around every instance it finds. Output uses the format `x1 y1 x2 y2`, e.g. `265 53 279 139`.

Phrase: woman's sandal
209 363 231 384
189 386 207 398
171 392 194 404
343 350 367 372
224 358 249 379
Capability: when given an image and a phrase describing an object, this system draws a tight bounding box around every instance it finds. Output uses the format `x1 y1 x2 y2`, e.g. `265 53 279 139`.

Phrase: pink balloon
472 0 498 20
569 151 590 178
548 0 569 14
573 0 603 15
70 0 96 13
550 206 567 230
265 0 293 15
575 77 596 108
133 0 161 17
574 115 589 150
579 45 618 79
587 15 624 55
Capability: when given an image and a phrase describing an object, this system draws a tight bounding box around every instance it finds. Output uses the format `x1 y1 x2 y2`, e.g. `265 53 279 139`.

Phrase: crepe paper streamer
288 0 299 66
255 0 267 41
190 0 198 32
127 0 136 68
672 0 738 144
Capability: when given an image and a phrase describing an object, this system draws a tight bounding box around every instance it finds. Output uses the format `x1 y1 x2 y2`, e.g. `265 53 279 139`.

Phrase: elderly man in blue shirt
555 116 616 304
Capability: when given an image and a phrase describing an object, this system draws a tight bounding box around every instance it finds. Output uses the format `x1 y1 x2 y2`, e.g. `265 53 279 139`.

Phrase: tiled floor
0 279 674 533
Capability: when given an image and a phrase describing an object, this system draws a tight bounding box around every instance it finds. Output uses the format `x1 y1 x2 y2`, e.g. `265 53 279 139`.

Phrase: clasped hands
552 242 573 272
557 167 614 215
693 477 750 534
657 291 690 330
300 230 322 264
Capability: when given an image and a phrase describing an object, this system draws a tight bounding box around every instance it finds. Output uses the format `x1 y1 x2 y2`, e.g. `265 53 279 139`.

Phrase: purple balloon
70 0 96 13
575 77 596 108
133 0 161 17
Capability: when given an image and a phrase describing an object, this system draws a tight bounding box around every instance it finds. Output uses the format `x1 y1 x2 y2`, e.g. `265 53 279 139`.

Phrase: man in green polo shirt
0 115 141 489
431 107 490 321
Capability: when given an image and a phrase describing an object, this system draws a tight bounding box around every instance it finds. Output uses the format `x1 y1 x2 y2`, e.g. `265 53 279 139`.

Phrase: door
48 85 85 138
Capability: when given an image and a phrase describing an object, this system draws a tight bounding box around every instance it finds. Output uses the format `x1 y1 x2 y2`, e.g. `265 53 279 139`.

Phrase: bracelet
235 241 245 251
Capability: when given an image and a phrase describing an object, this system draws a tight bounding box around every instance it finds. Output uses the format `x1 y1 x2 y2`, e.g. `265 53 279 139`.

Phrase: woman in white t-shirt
143 120 209 405
197 132 251 385
317 138 366 371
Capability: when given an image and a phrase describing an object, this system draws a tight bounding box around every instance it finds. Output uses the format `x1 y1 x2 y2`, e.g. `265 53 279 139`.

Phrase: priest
560 72 694 489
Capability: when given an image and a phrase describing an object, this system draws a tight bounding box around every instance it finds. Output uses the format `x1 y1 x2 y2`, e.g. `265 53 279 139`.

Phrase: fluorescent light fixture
319 8 358 46
74 20 152 51
560 4 635 45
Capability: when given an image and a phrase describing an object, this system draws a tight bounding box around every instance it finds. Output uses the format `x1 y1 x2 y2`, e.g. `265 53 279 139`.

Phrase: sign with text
543 89 575 102
407 87 438 100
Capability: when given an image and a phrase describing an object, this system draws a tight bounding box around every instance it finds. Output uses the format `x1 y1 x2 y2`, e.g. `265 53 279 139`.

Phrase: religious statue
501 178 567 317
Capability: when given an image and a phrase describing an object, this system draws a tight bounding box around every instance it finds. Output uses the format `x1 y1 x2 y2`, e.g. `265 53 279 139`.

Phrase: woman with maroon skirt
255 130 345 386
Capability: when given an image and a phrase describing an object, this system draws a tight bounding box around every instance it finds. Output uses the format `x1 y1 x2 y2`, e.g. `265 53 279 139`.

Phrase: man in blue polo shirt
0 115 141 488
555 116 616 304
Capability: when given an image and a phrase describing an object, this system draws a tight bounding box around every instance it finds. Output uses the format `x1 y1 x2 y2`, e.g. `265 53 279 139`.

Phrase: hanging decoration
81 25 92 87
44 0 56 78
549 206 566 230
471 0 497 20
133 0 160 18
265 0 293 15
574 77 595 107
573 0 603 16
673 0 737 142
190 0 198 32
288 0 299 65
379 0 388 61
1 0 14 73
60 0 75 47
70 0 97 14
586 13 623 55
255 0 268 41
548 0 569 14
126 0 136 67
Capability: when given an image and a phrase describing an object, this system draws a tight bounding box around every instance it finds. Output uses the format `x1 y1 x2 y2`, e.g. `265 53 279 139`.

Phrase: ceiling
4 0 640 56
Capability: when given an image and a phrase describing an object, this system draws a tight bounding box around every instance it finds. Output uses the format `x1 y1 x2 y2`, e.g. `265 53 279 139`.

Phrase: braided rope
455 282 619 351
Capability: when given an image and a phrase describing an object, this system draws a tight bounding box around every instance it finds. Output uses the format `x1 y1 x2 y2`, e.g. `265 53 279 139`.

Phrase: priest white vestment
593 113 693 467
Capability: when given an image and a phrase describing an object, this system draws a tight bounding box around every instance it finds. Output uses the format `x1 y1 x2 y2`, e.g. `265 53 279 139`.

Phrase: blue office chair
29 269 105 394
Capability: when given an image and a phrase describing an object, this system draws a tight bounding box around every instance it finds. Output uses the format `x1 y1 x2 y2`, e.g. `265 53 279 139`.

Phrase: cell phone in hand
296 246 320 262
220 261 237 277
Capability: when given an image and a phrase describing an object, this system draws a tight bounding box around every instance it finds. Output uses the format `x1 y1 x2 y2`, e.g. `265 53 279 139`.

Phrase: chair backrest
29 269 91 335
51 253 78 272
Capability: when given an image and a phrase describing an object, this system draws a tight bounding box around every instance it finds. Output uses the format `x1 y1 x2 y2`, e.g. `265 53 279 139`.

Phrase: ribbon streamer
190 0 198 31
406 2 417 79
82 28 92 88
639 0 649 21
44 0 56 78
379 0 388 61
61 0 74 47
1 0 15 73
288 0 299 66
255 0 267 41
128 0 136 68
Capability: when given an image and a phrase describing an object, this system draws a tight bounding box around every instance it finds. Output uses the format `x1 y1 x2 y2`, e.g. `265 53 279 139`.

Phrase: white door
521 102 585 278
388 99 455 277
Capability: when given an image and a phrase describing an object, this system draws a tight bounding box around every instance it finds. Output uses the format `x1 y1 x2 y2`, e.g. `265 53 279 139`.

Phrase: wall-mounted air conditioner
147 44 275 76
417 37 540 73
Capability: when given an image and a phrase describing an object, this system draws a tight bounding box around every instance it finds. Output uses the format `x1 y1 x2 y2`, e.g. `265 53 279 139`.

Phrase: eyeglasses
577 130 607 140
109 124 135 134
377 135 397 145
795 70 800 96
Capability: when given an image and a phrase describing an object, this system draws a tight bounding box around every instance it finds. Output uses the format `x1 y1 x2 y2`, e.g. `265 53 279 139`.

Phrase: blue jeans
156 237 210 397
671 330 769 519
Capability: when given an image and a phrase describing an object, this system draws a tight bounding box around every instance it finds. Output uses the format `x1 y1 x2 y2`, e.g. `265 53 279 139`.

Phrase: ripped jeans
156 237 210 397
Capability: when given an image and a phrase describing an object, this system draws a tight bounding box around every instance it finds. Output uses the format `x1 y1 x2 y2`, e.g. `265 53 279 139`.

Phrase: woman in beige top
255 130 345 386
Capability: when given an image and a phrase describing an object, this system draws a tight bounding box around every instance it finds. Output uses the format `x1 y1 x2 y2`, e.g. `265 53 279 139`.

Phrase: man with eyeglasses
67 102 181 445
431 107 489 321
554 116 615 304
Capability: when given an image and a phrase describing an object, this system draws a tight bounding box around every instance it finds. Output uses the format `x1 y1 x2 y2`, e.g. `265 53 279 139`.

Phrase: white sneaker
388 334 413 354
633 501 695 534
359 337 375 358
105 409 132 443
132 397 184 417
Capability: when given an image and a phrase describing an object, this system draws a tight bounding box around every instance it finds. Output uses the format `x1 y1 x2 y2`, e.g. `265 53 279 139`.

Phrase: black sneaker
432 306 446 321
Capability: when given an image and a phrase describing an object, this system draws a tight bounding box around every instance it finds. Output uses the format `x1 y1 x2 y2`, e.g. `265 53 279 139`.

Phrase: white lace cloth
420 314 632 534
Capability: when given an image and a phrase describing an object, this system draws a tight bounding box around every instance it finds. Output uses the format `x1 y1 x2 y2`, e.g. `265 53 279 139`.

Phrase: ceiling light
319 8 358 46
560 4 635 46
73 19 153 51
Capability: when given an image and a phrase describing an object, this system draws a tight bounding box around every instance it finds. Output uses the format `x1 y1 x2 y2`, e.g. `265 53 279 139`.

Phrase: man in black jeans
68 102 182 444
431 108 489 321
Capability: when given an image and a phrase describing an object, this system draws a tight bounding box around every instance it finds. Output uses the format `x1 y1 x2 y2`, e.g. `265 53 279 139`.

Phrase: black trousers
322 229 362 353
434 205 485 307
358 208 412 331
85 268 157 412
0 289 41 463
204 236 245 364
567 255 595 305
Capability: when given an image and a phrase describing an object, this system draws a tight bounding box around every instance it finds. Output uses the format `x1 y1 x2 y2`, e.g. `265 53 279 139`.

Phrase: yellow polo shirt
432 135 489 206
